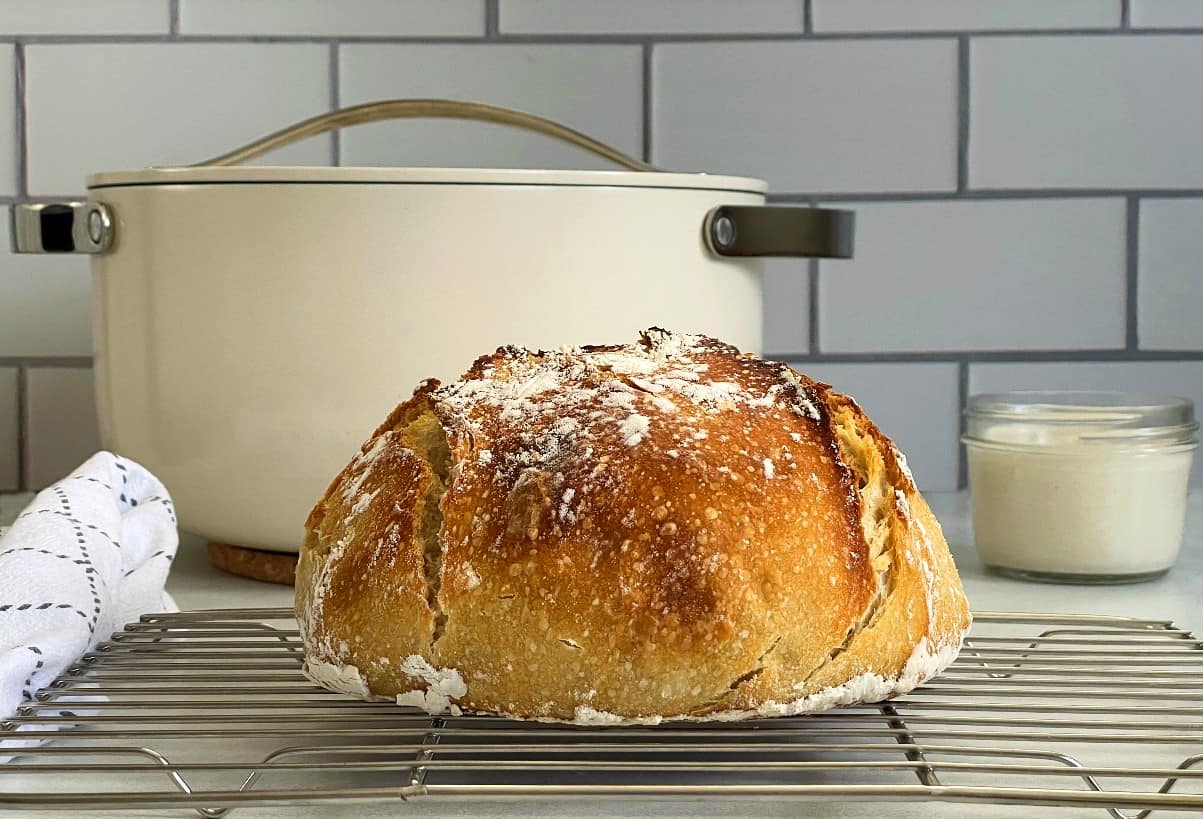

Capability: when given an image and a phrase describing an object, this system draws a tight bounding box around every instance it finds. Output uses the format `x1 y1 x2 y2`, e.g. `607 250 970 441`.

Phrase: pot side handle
704 205 854 259
10 201 113 254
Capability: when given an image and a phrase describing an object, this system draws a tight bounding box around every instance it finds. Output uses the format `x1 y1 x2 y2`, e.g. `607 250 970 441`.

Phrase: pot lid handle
195 98 657 172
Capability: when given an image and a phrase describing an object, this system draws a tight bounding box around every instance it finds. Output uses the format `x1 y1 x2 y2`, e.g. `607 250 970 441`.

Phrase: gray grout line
0 357 93 368
771 189 1203 203
807 258 820 354
774 349 1203 363
1126 196 1140 350
1121 0 1132 29
329 42 340 166
15 367 26 493
956 36 970 192
803 0 813 34
957 360 969 490
806 196 820 353
485 0 499 38
2 28 1203 46
641 43 652 163
169 0 180 37
13 42 27 200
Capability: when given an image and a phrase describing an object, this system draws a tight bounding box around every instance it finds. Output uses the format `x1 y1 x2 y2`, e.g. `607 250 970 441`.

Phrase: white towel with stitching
0 452 177 724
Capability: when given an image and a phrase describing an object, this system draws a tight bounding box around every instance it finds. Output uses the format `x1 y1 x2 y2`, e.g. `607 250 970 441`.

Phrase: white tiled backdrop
1 0 1202 495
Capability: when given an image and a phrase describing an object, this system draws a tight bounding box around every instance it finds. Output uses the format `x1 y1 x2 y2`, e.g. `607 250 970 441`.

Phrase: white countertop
2 490 1201 818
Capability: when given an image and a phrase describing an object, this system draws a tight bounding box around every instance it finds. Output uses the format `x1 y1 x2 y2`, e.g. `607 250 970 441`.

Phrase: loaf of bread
297 330 970 723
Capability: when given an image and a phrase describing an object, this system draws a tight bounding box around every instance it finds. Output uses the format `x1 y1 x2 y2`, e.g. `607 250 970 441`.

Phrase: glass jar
963 391 1198 584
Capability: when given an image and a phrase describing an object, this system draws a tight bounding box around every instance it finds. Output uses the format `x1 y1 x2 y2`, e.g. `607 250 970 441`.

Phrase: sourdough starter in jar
964 392 1197 583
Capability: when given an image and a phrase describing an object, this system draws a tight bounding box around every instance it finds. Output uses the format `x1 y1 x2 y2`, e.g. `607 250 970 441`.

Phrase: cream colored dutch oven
10 100 853 555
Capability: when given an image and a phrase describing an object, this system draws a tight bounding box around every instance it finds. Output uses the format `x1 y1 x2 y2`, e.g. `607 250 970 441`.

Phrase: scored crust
296 329 971 722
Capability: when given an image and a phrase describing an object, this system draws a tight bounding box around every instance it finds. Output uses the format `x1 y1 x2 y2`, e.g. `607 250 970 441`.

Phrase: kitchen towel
0 452 177 726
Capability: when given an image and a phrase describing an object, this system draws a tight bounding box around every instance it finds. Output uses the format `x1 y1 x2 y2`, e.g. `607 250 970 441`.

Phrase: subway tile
813 0 1120 32
653 40 957 194
762 259 809 357
180 0 484 37
340 45 641 170
25 368 100 490
1132 0 1203 27
25 44 331 197
0 221 92 357
1138 199 1203 350
788 362 961 491
499 0 803 34
969 361 1203 483
0 0 168 35
818 199 1126 353
0 369 17 492
970 36 1203 189
0 45 13 196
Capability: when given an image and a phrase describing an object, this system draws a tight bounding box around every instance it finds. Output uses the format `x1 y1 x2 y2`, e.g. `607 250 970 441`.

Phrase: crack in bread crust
401 413 451 648
791 397 901 690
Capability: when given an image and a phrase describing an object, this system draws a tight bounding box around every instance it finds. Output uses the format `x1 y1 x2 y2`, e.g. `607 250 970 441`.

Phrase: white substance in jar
964 392 1197 582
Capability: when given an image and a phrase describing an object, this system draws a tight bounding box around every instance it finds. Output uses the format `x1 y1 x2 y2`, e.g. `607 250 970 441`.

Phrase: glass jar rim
964 390 1198 450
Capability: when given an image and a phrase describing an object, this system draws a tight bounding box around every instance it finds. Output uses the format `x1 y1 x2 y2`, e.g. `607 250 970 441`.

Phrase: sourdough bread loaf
296 330 970 722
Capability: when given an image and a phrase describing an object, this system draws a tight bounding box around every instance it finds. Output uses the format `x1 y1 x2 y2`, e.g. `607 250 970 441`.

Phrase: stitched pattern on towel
53 486 101 635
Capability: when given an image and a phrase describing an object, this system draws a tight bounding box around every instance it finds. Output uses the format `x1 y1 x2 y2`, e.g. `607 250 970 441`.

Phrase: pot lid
86 166 768 194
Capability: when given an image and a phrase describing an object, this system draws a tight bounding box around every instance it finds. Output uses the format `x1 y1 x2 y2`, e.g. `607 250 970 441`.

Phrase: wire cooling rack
1 608 1202 816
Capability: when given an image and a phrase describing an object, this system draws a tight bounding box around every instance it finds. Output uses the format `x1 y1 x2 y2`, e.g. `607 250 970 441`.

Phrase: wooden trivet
207 541 298 585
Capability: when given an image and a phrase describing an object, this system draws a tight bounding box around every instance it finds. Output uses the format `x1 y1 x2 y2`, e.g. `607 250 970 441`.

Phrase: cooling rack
1 608 1202 816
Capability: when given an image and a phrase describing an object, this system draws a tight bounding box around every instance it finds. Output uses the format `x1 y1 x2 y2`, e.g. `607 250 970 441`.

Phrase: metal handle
704 205 854 259
197 98 656 171
10 201 113 254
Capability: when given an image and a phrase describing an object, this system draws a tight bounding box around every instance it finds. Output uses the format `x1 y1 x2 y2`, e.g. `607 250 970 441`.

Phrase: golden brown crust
297 330 970 720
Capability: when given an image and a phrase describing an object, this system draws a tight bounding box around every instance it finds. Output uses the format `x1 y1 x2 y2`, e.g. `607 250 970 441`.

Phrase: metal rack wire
1 607 1202 815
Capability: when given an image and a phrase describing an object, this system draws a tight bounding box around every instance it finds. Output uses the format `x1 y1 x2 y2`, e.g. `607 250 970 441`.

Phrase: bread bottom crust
300 629 965 725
